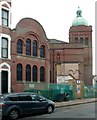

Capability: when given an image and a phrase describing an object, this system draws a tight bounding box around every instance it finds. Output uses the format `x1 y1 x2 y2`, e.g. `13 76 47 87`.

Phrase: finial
78 6 80 9
76 6 82 17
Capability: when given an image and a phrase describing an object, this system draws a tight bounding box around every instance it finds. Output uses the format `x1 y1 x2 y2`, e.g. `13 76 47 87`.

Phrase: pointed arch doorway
0 62 11 94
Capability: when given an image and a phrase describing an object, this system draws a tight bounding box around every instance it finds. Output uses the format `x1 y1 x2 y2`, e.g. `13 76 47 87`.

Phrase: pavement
55 98 97 108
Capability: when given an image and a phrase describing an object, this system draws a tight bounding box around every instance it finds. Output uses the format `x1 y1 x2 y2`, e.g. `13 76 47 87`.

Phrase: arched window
26 64 31 81
26 39 31 55
85 37 88 45
17 39 23 54
40 45 45 58
40 66 45 82
17 64 22 81
79 37 84 44
75 38 78 43
57 53 60 61
33 40 37 56
33 65 37 82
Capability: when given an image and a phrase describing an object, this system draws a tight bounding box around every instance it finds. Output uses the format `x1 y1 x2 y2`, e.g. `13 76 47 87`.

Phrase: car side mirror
38 98 43 102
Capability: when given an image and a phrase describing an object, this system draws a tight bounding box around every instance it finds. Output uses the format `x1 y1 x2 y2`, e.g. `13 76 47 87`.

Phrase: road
17 102 96 119
0 102 96 120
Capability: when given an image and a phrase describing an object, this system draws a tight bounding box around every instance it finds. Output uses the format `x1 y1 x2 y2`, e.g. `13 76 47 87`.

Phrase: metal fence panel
24 82 77 101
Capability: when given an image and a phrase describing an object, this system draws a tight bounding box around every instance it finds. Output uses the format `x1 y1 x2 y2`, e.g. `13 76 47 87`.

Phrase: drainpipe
52 49 54 83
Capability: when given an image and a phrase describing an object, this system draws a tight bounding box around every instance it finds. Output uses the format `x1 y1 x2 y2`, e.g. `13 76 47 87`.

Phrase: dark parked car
0 92 55 120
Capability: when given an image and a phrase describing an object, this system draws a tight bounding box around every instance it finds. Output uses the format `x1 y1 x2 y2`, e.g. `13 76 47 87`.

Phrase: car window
37 95 46 101
18 95 32 101
31 95 37 101
8 96 18 101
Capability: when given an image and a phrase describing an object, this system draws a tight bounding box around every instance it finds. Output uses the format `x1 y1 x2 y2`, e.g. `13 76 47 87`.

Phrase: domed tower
0 0 12 94
69 7 92 85
72 7 88 27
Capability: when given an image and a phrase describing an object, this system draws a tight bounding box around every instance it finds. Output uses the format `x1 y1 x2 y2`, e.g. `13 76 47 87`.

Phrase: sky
11 0 96 74
11 0 95 42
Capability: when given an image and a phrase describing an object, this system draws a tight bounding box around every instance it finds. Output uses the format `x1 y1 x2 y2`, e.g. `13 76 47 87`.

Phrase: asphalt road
0 102 96 120
17 102 96 120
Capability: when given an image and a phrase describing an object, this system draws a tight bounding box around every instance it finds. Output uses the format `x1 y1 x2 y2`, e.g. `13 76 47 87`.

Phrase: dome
72 17 88 26
72 7 88 26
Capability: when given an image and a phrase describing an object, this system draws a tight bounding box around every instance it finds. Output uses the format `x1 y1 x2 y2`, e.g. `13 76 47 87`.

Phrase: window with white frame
0 34 11 59
0 1 11 27
1 37 8 58
2 9 9 27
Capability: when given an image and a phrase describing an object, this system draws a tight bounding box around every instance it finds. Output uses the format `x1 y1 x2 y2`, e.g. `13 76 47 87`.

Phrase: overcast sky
11 0 95 41
11 0 96 74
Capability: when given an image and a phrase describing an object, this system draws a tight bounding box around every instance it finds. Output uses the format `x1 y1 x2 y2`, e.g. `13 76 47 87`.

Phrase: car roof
1 92 37 97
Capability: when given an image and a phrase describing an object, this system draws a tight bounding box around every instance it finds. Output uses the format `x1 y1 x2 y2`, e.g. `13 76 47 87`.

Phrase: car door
28 94 48 113
17 94 45 114
17 95 34 114
36 95 48 110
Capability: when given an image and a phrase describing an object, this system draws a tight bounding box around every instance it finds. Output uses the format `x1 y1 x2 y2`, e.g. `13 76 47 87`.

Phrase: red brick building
11 18 50 92
0 0 12 94
0 1 92 93
50 7 92 85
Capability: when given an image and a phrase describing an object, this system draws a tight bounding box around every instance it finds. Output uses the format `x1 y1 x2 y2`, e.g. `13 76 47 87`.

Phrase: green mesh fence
24 83 77 101
83 85 96 98
24 82 97 100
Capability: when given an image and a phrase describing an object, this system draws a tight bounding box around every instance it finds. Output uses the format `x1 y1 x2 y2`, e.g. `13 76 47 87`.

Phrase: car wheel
8 109 20 120
47 105 53 114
